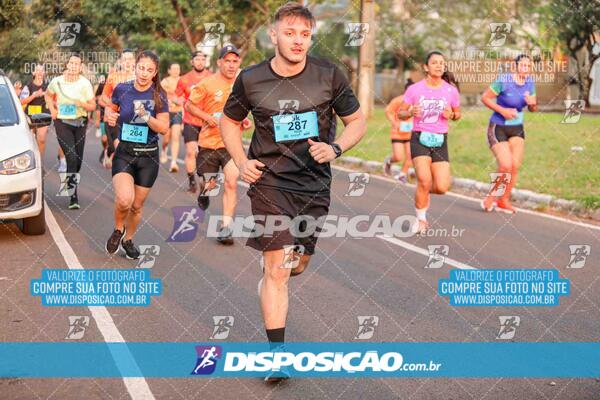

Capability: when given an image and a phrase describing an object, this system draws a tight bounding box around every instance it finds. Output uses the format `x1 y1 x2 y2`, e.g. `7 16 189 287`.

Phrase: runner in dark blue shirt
105 50 169 259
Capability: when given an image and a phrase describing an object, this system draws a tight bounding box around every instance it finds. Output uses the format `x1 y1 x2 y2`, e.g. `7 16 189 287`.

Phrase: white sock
416 207 427 221
222 215 233 228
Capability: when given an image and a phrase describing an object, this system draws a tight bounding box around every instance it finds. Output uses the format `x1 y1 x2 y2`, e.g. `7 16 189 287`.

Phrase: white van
0 70 51 235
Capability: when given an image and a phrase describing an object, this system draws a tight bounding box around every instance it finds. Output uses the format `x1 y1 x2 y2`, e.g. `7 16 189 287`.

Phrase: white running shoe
57 157 67 173
159 149 168 164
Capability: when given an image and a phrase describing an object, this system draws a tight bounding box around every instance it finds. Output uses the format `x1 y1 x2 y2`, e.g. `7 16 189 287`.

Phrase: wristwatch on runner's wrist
331 143 343 158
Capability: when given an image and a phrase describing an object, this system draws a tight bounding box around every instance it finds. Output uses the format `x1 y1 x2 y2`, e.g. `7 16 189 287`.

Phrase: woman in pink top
397 51 461 234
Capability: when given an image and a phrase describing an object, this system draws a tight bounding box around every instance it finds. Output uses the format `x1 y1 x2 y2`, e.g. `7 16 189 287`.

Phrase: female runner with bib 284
104 51 169 259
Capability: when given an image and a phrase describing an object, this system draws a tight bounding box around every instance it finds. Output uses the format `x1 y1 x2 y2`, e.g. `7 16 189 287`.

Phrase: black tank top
25 81 49 114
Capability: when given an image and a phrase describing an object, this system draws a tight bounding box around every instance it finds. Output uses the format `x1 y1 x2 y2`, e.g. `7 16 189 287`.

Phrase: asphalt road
1 125 599 399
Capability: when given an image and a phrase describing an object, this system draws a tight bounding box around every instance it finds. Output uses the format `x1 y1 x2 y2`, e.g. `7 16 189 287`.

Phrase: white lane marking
332 164 600 231
44 201 155 400
376 234 477 270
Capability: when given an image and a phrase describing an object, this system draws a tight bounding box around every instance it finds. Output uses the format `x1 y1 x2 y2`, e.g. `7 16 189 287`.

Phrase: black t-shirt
224 56 360 195
25 81 49 114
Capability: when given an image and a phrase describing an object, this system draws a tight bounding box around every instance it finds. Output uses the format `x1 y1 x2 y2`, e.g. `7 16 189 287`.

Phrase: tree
550 0 600 105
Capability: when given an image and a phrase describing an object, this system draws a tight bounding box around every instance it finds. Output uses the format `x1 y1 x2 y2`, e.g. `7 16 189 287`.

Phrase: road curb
336 155 594 221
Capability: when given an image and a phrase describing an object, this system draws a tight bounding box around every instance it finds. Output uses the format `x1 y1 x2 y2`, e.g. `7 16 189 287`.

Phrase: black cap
191 50 206 58
219 44 240 59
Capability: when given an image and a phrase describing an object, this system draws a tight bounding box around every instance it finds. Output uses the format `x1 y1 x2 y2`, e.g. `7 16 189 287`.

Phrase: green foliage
0 0 24 32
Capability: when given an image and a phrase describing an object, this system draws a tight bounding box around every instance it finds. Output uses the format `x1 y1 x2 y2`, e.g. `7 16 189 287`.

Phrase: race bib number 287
272 111 319 142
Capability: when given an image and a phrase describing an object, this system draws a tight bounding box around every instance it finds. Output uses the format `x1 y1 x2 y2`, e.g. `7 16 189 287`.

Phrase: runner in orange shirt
187 45 251 244
160 63 183 164
176 50 212 192
101 49 136 165
383 80 414 183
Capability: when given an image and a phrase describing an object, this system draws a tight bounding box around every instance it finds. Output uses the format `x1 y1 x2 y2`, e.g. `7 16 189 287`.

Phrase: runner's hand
206 116 219 127
50 109 57 120
308 138 336 164
35 89 44 98
135 103 147 117
442 105 453 119
242 118 252 130
392 122 401 132
106 108 119 127
501 107 518 120
524 91 536 106
239 159 265 184
411 105 422 118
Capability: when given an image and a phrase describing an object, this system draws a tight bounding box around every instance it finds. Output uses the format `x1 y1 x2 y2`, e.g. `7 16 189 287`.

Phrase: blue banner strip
1 342 599 378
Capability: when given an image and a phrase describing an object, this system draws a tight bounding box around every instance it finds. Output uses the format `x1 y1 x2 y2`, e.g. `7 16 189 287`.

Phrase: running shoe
121 239 140 260
496 198 516 214
169 162 179 173
264 345 291 383
98 149 104 164
187 180 197 194
105 228 125 254
197 194 209 210
159 149 168 164
264 368 290 384
413 219 429 236
68 193 80 210
57 157 67 173
481 196 496 212
383 156 392 176
101 149 109 168
216 225 234 245
397 172 408 184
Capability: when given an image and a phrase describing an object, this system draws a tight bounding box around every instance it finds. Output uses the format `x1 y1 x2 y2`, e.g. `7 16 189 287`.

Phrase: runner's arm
185 102 211 121
44 88 57 118
220 115 246 167
481 88 504 114
332 108 366 154
76 98 96 112
147 112 169 135
21 90 41 106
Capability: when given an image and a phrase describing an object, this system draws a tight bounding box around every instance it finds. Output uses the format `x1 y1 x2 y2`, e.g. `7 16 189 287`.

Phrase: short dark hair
273 2 315 27
515 54 530 66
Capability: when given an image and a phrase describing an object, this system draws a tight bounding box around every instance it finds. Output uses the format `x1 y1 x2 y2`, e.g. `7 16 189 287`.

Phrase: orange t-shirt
386 95 413 141
161 76 182 112
177 69 212 126
188 74 235 150
102 70 134 118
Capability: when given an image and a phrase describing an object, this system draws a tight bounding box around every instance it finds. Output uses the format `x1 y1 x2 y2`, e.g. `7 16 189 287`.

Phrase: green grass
343 107 600 205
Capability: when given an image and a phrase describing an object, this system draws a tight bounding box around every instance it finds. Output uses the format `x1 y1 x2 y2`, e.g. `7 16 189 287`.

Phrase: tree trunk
357 0 376 117
171 0 195 51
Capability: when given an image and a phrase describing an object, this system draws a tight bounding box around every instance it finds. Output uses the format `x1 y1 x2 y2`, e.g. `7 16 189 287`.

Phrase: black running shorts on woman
410 131 449 163
112 143 160 188
486 122 525 148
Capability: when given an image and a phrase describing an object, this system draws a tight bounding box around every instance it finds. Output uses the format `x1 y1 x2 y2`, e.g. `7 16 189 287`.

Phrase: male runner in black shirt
221 2 366 382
